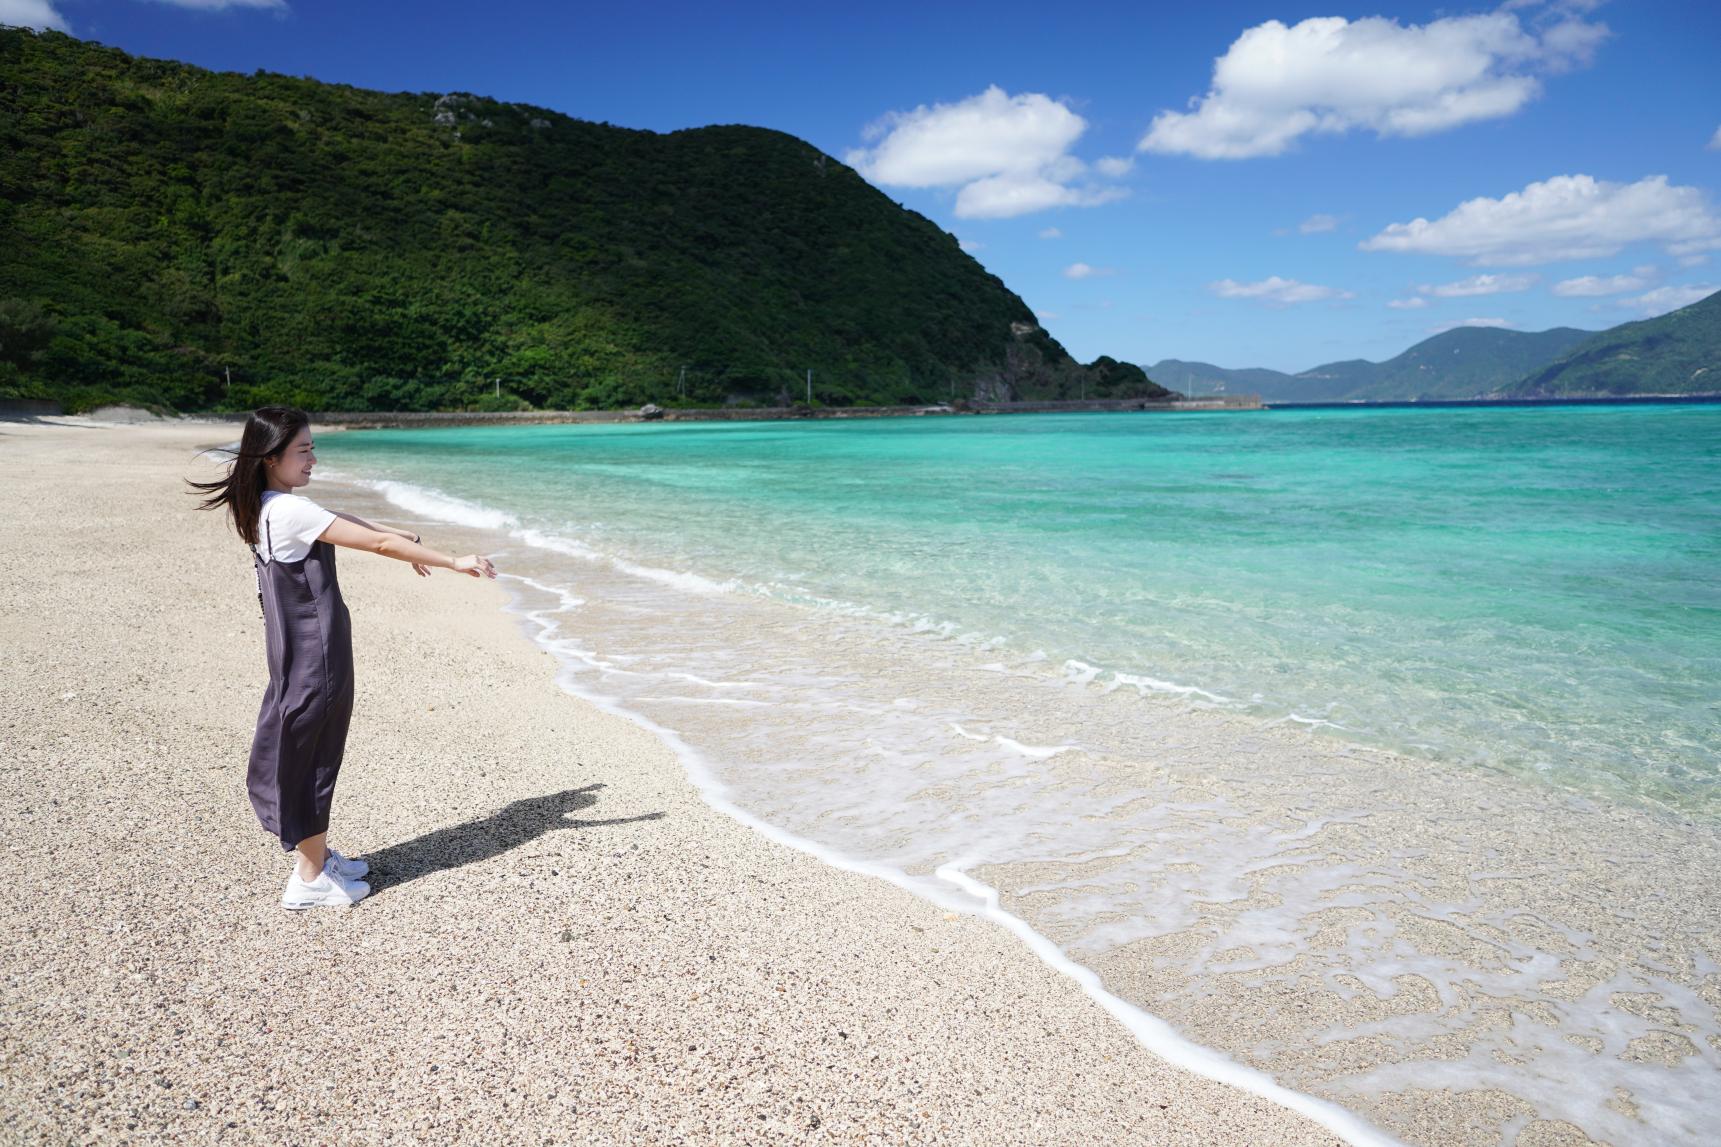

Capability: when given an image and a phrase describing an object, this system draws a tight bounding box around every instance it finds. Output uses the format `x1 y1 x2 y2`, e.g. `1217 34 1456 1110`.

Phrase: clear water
316 405 1721 1145
323 405 1721 816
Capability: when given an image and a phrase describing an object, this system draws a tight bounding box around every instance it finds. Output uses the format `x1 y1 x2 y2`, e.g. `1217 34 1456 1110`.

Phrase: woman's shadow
362 783 662 894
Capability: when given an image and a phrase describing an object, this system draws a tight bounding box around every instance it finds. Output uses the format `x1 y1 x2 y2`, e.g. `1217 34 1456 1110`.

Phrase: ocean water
326 405 1720 814
317 404 1721 1146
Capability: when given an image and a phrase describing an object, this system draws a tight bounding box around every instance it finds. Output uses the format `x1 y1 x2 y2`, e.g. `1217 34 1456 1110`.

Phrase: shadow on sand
363 784 663 894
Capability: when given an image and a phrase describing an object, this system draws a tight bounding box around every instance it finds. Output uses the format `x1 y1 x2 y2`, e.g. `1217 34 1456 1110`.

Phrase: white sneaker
327 848 369 880
282 861 370 909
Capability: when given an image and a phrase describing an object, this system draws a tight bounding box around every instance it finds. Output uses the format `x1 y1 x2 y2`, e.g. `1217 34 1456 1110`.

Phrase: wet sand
0 415 1342 1144
301 418 1721 1145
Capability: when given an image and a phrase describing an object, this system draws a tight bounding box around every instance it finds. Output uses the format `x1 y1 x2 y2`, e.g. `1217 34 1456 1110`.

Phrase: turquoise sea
318 403 1721 1146
326 403 1720 816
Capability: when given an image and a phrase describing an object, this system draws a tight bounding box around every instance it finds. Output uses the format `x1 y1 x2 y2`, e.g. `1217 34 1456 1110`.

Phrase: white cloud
1139 10 1606 159
137 0 286 9
1678 253 1709 268
1035 310 1062 321
1430 317 1515 333
958 238 985 253
1387 297 1429 309
1361 174 1721 266
1298 213 1339 234
1064 262 1117 280
955 175 1126 219
849 88 1082 187
1613 284 1716 317
847 86 1130 219
1094 156 1135 177
1209 276 1354 305
1419 272 1537 297
1708 125 1721 151
1038 227 1063 239
0 0 69 29
1551 266 1655 296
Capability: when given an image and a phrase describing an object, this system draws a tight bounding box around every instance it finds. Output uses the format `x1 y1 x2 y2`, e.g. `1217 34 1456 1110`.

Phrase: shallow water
317 405 1721 1145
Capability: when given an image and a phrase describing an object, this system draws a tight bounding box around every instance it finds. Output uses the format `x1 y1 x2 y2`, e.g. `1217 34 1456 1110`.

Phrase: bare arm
331 510 415 541
318 517 496 578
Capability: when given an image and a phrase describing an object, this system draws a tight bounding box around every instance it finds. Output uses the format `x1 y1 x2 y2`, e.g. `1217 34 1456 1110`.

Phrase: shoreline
318 418 1721 1146
0 415 1344 1143
10 389 1717 433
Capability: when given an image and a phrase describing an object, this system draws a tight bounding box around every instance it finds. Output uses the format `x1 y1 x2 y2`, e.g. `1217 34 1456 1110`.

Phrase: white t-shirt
258 490 337 564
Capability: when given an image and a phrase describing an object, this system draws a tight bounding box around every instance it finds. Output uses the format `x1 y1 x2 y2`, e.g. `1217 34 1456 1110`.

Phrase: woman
189 406 496 909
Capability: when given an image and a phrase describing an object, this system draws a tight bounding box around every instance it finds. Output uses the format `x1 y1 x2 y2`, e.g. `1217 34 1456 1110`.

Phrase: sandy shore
0 416 1342 1144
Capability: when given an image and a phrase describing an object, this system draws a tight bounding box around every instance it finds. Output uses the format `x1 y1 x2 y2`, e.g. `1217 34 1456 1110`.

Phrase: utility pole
806 369 812 405
223 365 231 392
494 378 500 398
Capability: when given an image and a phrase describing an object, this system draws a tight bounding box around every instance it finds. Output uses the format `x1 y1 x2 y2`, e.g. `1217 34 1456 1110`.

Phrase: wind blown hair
185 406 309 547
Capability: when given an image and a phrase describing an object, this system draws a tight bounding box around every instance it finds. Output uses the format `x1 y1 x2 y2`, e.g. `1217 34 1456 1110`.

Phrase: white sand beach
0 415 1345 1144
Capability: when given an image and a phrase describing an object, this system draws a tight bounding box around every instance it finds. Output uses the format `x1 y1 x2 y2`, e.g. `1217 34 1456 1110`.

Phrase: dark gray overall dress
246 512 355 851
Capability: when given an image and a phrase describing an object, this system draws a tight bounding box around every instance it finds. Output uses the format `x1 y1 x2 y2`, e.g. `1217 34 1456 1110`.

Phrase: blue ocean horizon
324 402 1721 818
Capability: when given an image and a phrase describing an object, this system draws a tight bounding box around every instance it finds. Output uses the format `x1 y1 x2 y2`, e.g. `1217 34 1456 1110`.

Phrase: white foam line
341 469 1264 730
631 696 774 708
500 573 586 612
1270 713 1350 732
933 864 1404 1147
660 671 762 691
950 724 1079 759
993 735 1078 760
346 474 521 531
334 461 1402 1143
338 469 1346 754
498 591 1404 1147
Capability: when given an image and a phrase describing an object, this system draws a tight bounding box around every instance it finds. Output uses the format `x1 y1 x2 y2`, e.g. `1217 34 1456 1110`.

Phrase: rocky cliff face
966 323 1167 402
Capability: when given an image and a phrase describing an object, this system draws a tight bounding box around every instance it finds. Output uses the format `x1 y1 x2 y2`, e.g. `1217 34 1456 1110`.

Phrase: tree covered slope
0 30 1165 413
1503 290 1721 397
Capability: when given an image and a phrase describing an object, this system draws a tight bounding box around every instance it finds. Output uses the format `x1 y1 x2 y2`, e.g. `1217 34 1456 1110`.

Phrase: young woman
189 406 496 909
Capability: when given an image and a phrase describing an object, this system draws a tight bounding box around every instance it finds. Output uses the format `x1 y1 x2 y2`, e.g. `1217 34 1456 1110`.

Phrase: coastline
314 414 1721 1146
133 395 1261 431
0 416 1342 1143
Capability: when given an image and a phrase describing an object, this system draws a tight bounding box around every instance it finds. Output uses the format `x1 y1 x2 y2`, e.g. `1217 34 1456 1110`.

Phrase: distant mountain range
1152 288 1721 403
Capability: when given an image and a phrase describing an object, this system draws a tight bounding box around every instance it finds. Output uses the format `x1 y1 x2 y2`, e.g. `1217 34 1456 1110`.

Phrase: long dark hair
185 406 309 547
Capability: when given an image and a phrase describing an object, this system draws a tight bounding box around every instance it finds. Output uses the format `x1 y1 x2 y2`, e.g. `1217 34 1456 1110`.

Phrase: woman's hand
453 554 497 579
405 531 431 576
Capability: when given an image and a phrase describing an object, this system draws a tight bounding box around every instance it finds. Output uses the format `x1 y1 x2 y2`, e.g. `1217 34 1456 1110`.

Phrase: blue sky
11 0 1721 372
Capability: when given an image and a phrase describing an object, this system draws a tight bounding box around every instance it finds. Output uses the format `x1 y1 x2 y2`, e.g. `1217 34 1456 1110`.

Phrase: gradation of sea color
317 404 1721 1145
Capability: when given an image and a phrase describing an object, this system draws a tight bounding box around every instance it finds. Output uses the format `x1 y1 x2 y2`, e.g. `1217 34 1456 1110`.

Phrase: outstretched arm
318 517 496 579
331 510 416 542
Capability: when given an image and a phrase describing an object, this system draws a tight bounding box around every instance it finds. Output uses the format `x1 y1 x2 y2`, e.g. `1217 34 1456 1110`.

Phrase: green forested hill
1504 290 1721 397
0 30 1165 413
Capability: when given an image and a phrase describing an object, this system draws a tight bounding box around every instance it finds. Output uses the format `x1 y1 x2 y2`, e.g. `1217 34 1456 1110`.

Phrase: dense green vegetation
0 30 1167 414
1504 289 1721 397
